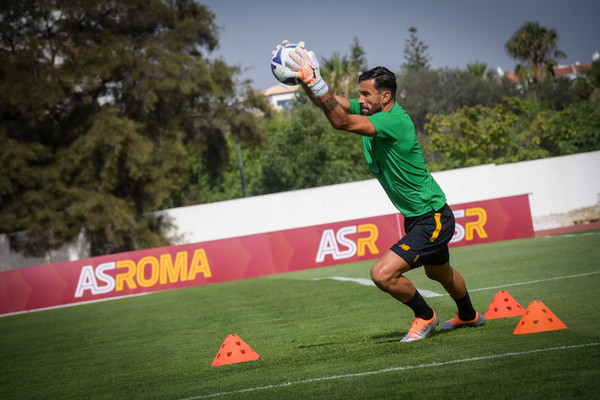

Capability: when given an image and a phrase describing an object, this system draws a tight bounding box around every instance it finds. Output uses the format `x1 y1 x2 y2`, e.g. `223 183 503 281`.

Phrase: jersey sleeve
348 98 361 115
368 111 412 141
369 106 418 156
348 101 413 141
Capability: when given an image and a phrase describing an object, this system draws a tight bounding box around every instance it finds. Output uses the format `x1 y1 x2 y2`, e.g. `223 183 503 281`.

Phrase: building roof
504 71 520 83
263 83 300 97
502 59 594 83
553 62 592 78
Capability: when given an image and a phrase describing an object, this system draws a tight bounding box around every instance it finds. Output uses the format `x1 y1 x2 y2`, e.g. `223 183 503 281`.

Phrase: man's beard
362 99 383 116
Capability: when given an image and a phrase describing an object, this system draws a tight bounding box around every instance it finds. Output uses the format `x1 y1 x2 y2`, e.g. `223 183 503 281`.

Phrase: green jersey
349 99 446 217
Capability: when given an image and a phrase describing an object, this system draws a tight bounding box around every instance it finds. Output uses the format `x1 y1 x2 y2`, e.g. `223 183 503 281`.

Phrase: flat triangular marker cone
484 290 526 319
513 301 567 335
211 334 260 366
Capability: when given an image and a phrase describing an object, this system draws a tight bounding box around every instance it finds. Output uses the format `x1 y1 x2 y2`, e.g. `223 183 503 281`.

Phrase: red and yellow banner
0 194 533 315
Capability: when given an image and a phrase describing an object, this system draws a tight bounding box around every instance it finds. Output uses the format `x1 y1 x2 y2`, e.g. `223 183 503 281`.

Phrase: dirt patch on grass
533 205 600 230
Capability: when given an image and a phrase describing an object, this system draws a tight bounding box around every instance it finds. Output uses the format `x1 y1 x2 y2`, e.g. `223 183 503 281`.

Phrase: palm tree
321 52 355 98
505 21 566 84
321 38 367 98
466 61 487 78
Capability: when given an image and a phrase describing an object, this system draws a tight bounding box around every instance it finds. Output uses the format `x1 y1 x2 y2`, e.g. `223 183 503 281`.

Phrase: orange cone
211 334 260 366
513 301 567 335
484 290 525 319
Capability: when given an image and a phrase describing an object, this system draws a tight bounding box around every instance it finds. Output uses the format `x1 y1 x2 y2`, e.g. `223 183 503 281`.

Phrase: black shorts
390 204 455 269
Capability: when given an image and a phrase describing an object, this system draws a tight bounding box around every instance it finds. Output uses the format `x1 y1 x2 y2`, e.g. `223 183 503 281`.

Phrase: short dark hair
359 66 397 100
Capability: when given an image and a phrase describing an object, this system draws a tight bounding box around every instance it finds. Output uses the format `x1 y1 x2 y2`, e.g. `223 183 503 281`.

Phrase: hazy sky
199 0 600 91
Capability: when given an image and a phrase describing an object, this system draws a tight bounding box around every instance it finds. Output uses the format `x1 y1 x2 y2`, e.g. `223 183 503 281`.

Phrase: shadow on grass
293 325 452 349
371 329 444 343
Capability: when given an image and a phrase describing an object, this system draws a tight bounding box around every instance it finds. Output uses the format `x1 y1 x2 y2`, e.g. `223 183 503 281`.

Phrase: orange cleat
441 311 486 332
401 310 439 342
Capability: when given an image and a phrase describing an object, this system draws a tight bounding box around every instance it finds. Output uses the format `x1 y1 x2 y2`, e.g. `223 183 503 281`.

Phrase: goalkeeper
276 41 485 342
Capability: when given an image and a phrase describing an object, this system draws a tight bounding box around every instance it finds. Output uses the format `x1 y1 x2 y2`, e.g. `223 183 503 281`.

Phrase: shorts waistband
435 203 448 213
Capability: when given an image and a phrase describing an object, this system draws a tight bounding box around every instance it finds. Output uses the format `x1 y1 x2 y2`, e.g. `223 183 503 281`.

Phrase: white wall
2 151 599 270
435 152 600 227
163 150 600 243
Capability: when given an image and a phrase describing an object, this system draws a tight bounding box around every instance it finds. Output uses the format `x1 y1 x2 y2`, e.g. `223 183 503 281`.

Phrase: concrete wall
163 150 600 243
2 151 599 270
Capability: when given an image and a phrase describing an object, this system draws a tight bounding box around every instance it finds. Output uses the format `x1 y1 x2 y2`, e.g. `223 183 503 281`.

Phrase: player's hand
285 44 329 97
271 40 291 57
286 44 322 88
271 40 307 57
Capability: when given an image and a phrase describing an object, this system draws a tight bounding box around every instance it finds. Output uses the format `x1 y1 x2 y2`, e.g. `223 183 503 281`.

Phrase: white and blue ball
270 44 301 86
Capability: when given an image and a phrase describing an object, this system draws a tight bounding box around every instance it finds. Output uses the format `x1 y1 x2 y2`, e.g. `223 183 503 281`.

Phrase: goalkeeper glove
286 44 329 97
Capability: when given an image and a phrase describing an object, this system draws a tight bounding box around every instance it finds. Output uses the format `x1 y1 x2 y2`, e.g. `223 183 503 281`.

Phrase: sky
197 0 600 92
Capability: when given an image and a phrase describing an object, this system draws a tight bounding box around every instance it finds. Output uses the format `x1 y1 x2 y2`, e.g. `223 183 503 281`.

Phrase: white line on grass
469 270 600 293
0 292 154 318
183 342 600 399
312 271 600 296
311 276 444 298
312 276 375 286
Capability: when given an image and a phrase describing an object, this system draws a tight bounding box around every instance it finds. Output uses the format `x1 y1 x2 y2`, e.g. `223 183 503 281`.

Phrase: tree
350 35 368 73
467 61 488 78
320 52 353 97
425 96 600 171
584 58 600 102
425 97 551 170
401 27 431 72
523 76 590 110
466 61 497 81
397 67 519 135
539 100 600 155
0 0 238 256
321 37 367 98
505 21 566 84
257 103 370 194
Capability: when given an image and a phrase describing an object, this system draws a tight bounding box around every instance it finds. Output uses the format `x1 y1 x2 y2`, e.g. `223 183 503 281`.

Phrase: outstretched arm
300 83 376 137
302 83 349 112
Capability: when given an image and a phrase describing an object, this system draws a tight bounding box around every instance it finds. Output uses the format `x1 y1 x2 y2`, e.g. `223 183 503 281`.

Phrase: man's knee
370 260 389 289
370 252 410 290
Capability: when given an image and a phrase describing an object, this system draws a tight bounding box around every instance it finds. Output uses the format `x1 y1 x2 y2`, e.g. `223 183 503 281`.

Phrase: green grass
1 230 599 399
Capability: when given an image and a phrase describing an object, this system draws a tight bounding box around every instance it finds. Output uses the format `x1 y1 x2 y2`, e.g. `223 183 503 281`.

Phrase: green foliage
398 67 520 135
426 98 539 169
257 103 371 194
524 75 592 111
321 37 366 98
466 61 488 78
183 101 372 202
540 101 600 155
321 52 353 97
176 80 271 205
0 0 237 256
425 96 600 171
584 59 600 102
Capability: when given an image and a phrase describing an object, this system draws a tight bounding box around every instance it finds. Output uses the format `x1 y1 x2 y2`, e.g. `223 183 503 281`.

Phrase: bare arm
334 95 351 113
300 84 376 137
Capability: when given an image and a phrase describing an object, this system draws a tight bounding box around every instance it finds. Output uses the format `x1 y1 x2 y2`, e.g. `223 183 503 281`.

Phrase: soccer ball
270 44 301 86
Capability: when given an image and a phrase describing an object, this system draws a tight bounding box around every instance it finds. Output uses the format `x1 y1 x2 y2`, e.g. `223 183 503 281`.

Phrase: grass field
1 230 599 399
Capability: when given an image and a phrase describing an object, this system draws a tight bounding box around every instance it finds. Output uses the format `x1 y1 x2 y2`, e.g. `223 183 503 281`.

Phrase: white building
263 84 300 110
